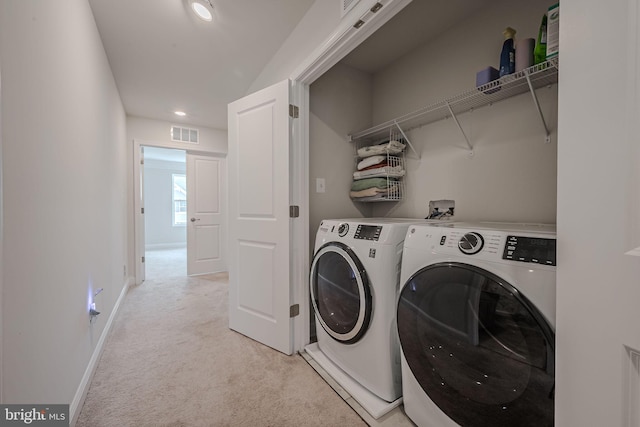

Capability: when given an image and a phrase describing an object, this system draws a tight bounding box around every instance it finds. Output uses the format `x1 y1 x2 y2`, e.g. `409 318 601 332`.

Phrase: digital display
503 236 556 266
354 225 382 241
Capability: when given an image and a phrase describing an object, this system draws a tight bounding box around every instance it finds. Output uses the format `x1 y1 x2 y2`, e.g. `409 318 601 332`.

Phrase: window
172 174 187 226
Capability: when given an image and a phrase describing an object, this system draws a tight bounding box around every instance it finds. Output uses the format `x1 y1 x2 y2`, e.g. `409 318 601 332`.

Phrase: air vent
171 126 199 144
341 0 360 17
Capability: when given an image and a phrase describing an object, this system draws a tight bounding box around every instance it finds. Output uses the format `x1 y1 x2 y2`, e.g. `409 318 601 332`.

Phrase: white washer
308 218 429 407
397 222 556 427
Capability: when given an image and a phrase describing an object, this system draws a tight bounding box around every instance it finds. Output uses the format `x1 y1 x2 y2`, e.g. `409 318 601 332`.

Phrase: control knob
458 232 484 255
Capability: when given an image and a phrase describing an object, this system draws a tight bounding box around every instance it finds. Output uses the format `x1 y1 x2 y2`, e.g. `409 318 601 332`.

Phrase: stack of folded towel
350 177 396 201
356 140 405 158
350 140 406 201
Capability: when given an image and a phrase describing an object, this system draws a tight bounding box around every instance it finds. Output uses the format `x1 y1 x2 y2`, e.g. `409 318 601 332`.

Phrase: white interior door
187 154 226 275
227 79 293 355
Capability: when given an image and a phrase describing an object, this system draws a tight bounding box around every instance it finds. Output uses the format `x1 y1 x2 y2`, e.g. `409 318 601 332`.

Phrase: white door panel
228 79 292 355
187 154 226 275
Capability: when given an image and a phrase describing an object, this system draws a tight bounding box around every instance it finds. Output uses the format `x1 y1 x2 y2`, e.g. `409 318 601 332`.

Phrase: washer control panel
354 224 382 241
412 225 556 266
502 235 556 266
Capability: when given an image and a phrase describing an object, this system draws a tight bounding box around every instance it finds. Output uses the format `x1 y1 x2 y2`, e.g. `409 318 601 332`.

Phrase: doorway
134 142 228 284
143 146 187 280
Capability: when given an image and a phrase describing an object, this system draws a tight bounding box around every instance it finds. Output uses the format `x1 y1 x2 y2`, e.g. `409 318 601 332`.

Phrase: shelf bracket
524 70 552 143
393 120 420 159
445 101 474 155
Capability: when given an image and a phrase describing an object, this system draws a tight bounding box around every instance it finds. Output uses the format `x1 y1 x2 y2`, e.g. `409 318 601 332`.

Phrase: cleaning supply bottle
499 27 516 77
534 12 548 64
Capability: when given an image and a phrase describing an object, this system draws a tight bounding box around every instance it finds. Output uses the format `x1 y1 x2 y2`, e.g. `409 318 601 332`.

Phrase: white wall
144 159 187 248
556 0 640 425
309 63 374 250
0 0 128 410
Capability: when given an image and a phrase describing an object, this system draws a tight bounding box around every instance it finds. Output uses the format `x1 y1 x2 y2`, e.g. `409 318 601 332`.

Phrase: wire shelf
351 179 404 203
351 128 407 202
348 57 559 143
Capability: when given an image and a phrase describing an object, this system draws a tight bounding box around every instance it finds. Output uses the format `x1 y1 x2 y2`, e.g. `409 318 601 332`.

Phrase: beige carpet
76 272 366 427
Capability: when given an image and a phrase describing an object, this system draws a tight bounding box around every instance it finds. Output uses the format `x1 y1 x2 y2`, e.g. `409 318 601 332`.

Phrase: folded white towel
353 165 405 180
357 140 406 158
356 155 386 171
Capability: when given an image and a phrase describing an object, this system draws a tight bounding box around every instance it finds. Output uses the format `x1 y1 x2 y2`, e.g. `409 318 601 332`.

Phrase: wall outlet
316 178 326 193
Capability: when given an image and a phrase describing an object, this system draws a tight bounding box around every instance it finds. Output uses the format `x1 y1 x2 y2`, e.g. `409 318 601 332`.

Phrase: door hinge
140 159 144 165
141 256 145 263
290 304 300 318
289 205 299 218
289 104 299 118
141 207 145 214
370 2 383 13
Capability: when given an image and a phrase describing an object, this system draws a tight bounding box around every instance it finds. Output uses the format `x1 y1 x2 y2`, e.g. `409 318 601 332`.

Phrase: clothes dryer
309 218 429 405
397 222 556 427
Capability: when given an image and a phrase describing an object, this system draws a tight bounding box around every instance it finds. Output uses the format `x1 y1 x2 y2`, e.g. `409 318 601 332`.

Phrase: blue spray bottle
499 27 516 77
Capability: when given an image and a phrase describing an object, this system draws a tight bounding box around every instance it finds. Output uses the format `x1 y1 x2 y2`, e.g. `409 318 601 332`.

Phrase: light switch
316 178 326 193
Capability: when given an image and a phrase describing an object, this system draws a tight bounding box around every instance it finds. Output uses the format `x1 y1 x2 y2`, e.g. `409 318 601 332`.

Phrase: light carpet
76 272 366 426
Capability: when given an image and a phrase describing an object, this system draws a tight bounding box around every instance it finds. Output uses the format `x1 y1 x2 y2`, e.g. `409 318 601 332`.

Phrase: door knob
191 217 199 222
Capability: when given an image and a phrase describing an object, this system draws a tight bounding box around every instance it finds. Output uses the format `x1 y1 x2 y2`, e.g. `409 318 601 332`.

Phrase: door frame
133 138 227 284
287 0 412 351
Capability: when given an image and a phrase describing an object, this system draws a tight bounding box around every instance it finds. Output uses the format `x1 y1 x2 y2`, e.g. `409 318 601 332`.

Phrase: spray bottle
534 12 548 64
499 27 516 77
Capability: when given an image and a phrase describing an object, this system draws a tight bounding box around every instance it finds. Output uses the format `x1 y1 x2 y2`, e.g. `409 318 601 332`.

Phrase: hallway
144 246 187 280
76 253 365 426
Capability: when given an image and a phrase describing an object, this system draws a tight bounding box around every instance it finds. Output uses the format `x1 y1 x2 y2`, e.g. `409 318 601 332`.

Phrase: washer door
310 242 372 344
397 262 555 427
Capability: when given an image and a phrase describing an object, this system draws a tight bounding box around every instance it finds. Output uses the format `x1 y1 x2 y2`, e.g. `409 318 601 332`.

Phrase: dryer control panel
354 224 382 241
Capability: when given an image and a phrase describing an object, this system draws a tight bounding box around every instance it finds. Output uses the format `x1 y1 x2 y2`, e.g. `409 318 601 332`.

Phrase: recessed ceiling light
191 1 213 22
174 111 187 117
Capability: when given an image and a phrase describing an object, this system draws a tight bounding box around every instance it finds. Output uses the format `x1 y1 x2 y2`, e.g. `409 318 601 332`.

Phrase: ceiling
341 0 490 73
88 0 315 130
89 0 489 132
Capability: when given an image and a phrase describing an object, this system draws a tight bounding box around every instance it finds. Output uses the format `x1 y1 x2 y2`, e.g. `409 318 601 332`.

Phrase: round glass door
397 262 555 426
310 242 372 344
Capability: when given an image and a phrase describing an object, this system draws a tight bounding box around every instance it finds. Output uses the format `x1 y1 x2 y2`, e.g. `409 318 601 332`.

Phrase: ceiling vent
171 126 199 144
341 0 360 17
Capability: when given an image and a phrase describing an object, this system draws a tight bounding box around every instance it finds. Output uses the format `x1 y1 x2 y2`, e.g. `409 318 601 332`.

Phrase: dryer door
310 242 372 344
397 262 555 427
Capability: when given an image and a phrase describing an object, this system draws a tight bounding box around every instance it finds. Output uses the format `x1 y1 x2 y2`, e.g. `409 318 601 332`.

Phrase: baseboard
69 276 132 426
